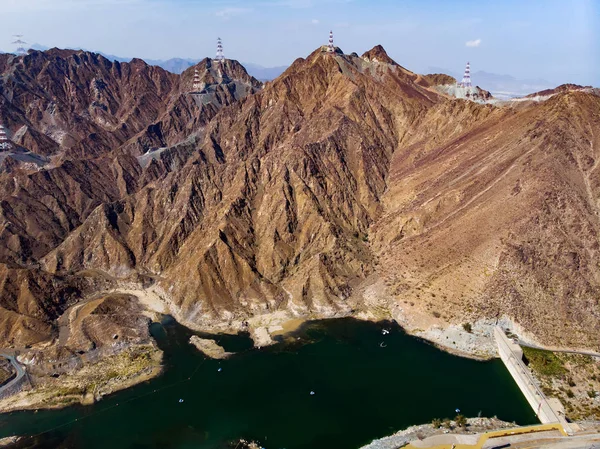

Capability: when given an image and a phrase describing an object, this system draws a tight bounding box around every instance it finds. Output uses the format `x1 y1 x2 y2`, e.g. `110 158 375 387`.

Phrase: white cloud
311 19 319 24
465 38 482 47
215 7 252 19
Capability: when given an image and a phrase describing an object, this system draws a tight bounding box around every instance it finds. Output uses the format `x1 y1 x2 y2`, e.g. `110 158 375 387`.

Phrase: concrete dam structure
494 326 573 435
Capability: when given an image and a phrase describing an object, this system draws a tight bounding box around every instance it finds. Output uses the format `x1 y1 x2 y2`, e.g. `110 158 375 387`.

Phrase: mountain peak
524 83 593 99
320 45 344 55
182 57 262 89
361 45 396 65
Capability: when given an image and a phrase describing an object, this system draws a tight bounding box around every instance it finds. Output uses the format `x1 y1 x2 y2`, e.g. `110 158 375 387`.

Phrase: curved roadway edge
404 423 600 449
517 340 600 360
0 353 27 399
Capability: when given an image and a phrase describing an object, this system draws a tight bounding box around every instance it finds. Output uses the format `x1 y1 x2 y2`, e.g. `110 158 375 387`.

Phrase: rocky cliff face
1 45 599 355
0 50 261 265
40 46 442 332
0 50 176 160
0 49 261 161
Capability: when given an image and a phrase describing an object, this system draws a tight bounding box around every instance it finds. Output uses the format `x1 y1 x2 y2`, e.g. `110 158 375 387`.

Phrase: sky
1 0 599 86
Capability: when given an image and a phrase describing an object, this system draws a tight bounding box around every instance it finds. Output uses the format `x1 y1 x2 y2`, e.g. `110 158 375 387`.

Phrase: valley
0 41 599 446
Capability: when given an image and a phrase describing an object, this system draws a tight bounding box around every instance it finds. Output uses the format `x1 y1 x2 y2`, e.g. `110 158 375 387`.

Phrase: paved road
505 433 600 449
0 353 25 396
404 423 600 449
518 340 600 359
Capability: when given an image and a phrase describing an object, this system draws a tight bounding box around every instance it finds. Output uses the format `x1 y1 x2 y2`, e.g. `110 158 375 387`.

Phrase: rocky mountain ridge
0 44 599 362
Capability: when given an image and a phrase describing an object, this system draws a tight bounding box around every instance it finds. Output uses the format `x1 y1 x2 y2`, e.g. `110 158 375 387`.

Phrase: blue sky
2 0 599 86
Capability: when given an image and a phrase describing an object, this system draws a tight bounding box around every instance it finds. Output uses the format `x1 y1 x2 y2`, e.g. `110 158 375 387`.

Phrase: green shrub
587 390 597 399
566 389 575 398
522 347 566 377
455 414 468 428
462 323 472 333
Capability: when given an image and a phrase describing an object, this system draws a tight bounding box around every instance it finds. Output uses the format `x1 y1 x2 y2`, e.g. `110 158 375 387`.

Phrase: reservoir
0 318 536 449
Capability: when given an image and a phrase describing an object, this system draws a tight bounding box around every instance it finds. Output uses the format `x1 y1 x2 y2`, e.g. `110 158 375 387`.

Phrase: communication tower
460 62 472 88
216 37 224 62
0 125 13 151
192 68 202 92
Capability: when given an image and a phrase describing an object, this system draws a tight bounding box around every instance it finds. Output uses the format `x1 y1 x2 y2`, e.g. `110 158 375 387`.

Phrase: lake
0 317 537 449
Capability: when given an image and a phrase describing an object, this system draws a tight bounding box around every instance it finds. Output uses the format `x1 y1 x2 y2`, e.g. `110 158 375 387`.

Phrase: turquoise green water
0 318 537 449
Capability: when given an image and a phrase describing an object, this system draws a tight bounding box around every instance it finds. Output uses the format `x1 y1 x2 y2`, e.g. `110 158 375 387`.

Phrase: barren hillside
0 44 598 359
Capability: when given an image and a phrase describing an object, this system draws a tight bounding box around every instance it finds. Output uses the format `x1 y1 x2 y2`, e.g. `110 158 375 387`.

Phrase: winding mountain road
518 340 600 359
0 353 25 397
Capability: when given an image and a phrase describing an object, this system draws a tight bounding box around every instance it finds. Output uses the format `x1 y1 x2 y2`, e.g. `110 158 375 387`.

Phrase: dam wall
494 326 572 435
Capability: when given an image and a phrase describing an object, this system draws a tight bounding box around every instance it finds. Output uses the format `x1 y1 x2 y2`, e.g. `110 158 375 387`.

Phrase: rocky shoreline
189 336 232 359
0 287 594 423
1 299 598 449
0 343 163 414
359 417 518 449
0 305 490 417
108 283 510 361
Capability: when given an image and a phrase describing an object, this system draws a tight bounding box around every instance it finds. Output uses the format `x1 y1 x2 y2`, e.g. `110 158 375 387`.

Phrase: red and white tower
0 125 13 151
216 37 224 62
327 30 334 53
192 68 202 91
12 35 28 56
460 62 472 88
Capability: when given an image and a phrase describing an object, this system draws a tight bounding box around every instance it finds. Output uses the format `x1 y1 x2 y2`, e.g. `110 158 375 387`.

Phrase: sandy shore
270 318 307 336
113 283 503 360
0 436 19 447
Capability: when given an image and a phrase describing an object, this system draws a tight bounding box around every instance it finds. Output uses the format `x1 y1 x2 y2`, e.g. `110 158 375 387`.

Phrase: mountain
29 43 51 52
523 83 594 99
143 59 287 80
426 66 554 99
0 48 261 280
0 45 599 409
151 57 197 74
142 59 286 80
32 45 286 80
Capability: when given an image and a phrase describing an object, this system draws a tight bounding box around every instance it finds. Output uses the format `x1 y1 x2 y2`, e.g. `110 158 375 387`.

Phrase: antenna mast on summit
327 30 334 53
215 37 224 62
12 35 28 56
192 68 202 92
0 124 13 151
460 61 472 88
